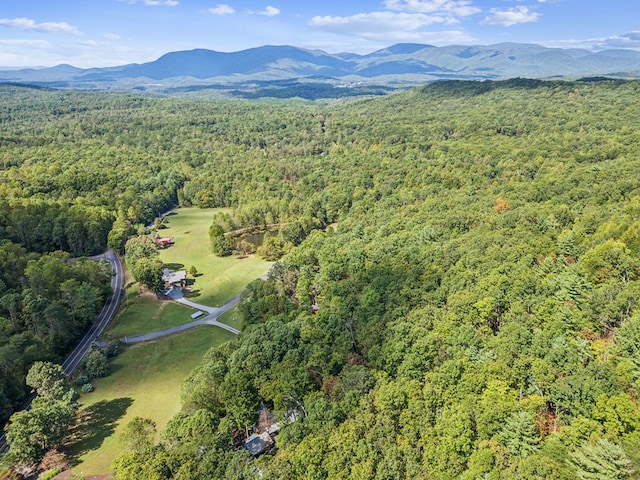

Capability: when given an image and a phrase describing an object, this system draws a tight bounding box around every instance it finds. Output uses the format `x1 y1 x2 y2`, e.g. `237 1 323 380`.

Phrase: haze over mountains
1 42 639 97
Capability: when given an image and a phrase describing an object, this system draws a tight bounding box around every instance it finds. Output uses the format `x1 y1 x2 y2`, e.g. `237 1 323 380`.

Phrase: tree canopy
2 79 640 478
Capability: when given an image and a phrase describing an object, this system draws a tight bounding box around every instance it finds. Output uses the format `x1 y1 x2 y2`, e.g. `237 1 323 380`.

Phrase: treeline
0 247 111 424
0 201 112 256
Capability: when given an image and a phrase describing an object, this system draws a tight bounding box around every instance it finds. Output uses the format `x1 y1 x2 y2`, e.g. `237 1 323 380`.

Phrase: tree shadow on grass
65 397 134 464
105 361 125 376
184 288 201 298
163 263 185 271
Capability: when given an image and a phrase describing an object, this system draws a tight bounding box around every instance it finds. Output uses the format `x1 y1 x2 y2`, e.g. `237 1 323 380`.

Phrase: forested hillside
2 79 640 478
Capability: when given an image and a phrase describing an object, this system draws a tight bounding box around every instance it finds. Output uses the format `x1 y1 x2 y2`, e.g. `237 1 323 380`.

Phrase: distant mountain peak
370 43 434 56
0 42 638 93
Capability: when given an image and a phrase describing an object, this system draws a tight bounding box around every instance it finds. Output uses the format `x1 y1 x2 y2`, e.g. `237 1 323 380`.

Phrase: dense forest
2 79 640 478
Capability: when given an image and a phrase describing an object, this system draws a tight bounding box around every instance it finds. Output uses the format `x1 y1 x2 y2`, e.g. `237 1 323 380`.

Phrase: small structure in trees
244 432 273 457
242 404 287 456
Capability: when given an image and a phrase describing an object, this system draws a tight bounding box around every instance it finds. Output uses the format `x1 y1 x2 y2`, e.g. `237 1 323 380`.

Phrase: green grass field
216 305 242 331
62 207 268 475
158 207 272 307
102 207 269 340
67 327 236 476
105 286 197 339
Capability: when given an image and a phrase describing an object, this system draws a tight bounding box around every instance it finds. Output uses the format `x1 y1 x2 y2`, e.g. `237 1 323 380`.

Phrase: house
162 268 187 288
244 432 273 457
156 236 174 249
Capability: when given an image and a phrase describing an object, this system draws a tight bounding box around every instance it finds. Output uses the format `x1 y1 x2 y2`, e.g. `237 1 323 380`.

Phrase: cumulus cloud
0 17 81 35
385 0 480 17
481 6 540 26
249 6 281 17
208 4 235 15
592 31 640 49
541 31 640 51
119 0 178 6
311 12 450 35
103 33 123 41
310 12 475 46
309 1 481 47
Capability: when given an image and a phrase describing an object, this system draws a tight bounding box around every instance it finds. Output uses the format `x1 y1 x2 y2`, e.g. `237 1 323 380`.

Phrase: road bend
0 249 123 455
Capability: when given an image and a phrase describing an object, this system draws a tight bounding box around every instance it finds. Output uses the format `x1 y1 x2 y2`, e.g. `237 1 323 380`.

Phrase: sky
0 0 639 68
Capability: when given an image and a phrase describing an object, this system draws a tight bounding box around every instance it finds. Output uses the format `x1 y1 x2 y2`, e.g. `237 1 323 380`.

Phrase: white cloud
540 31 640 51
310 11 452 36
592 31 640 50
249 6 281 17
309 12 475 46
385 0 480 17
103 33 123 41
119 0 178 6
481 7 540 26
309 1 479 48
208 4 235 15
0 37 163 68
0 17 81 35
0 39 51 48
260 6 280 16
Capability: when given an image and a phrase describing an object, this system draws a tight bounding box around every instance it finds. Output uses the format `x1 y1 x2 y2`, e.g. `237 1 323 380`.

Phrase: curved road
121 291 241 344
0 249 124 455
62 249 124 375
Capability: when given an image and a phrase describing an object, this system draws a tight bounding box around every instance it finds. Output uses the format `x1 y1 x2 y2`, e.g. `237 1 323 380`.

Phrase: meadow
67 327 236 476
105 284 196 339
64 207 270 475
157 207 272 307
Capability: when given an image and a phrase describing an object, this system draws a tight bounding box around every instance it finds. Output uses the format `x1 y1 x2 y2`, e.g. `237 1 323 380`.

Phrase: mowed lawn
63 207 268 475
67 327 236 476
158 207 272 307
106 284 197 339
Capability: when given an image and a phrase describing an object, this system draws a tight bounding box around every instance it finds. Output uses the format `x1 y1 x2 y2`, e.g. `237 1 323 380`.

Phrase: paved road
0 249 124 455
121 291 241 344
62 249 124 374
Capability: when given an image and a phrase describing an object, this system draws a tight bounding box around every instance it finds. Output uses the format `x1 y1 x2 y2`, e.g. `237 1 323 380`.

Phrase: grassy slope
105 285 196 338
158 207 272 306
66 207 268 475
68 327 236 476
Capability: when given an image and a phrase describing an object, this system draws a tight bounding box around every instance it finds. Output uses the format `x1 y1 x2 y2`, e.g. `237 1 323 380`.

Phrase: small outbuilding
244 432 273 457
156 236 175 248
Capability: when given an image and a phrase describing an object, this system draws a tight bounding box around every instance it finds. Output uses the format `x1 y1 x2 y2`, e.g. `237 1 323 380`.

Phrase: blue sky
0 0 639 67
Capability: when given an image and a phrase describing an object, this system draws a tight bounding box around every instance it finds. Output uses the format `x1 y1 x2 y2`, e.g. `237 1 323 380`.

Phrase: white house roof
162 268 186 284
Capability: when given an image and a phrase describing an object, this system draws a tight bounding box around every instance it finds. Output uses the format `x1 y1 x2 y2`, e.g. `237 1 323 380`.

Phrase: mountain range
1 43 639 97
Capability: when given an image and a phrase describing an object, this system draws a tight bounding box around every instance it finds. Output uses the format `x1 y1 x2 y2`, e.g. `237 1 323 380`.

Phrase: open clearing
64 207 267 475
105 285 197 339
67 327 236 476
158 207 272 307
103 207 269 340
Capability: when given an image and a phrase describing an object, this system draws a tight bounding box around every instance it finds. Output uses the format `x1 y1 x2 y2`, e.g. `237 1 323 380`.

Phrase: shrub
39 468 63 480
75 375 89 387
103 340 120 357
83 348 109 379
81 383 94 393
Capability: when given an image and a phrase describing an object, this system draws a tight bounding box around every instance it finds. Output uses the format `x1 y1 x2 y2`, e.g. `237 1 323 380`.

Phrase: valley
0 78 639 479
